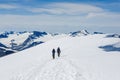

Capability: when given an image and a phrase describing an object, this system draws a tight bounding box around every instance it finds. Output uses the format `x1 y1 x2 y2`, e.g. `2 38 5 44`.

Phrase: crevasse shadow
99 45 120 52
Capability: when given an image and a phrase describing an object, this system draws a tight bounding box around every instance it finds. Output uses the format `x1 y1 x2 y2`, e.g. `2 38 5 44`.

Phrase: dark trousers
52 53 55 59
58 52 60 57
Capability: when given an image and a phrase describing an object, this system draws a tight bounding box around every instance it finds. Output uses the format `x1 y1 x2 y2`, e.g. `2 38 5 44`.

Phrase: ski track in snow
12 58 86 80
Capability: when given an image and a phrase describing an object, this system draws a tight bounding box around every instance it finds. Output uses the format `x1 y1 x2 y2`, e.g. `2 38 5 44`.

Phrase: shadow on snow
99 45 120 52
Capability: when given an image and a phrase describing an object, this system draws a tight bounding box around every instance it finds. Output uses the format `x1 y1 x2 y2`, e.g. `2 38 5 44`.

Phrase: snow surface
113 42 120 48
0 34 120 80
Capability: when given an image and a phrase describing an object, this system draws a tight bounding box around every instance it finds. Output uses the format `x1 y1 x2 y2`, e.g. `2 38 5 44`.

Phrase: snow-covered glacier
0 31 120 80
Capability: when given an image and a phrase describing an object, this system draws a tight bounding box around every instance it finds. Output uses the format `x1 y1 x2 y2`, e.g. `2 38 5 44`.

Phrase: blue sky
0 0 120 33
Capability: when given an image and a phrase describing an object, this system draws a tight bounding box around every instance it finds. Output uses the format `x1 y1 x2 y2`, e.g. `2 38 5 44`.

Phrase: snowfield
0 34 120 80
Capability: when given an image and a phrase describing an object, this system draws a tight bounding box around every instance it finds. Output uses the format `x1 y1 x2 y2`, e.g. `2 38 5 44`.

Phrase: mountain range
0 30 119 57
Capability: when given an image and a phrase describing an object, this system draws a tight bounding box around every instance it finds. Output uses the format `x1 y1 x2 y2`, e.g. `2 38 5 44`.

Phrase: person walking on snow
57 47 61 57
52 49 55 59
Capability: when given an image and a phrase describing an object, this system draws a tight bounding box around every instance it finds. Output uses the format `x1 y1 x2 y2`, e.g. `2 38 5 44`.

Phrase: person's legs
52 53 55 59
58 52 60 57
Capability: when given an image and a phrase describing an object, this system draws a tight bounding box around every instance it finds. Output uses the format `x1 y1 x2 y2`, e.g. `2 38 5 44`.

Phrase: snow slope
0 34 120 80
12 59 86 80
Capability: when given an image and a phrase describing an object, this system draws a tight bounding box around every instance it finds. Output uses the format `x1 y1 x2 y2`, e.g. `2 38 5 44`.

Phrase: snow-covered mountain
70 30 89 37
0 31 47 57
0 30 91 57
0 47 15 57
0 30 120 57
106 34 120 38
0 33 120 80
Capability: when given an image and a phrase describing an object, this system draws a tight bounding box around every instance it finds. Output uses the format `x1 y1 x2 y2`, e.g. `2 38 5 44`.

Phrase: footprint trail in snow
13 59 86 80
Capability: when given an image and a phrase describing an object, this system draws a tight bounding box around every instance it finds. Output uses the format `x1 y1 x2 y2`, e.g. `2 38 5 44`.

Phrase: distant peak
70 30 89 37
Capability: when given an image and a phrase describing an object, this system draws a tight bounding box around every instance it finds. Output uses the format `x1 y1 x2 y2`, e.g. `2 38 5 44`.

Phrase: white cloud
28 3 104 15
0 12 120 27
0 4 17 9
0 3 120 33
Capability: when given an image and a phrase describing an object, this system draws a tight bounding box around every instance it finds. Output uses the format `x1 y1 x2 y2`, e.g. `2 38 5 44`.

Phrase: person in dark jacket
52 49 55 59
57 47 61 57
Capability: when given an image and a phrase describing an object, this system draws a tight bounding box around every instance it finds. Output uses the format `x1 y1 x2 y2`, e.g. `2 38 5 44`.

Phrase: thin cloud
28 3 104 15
0 12 120 27
0 4 18 9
